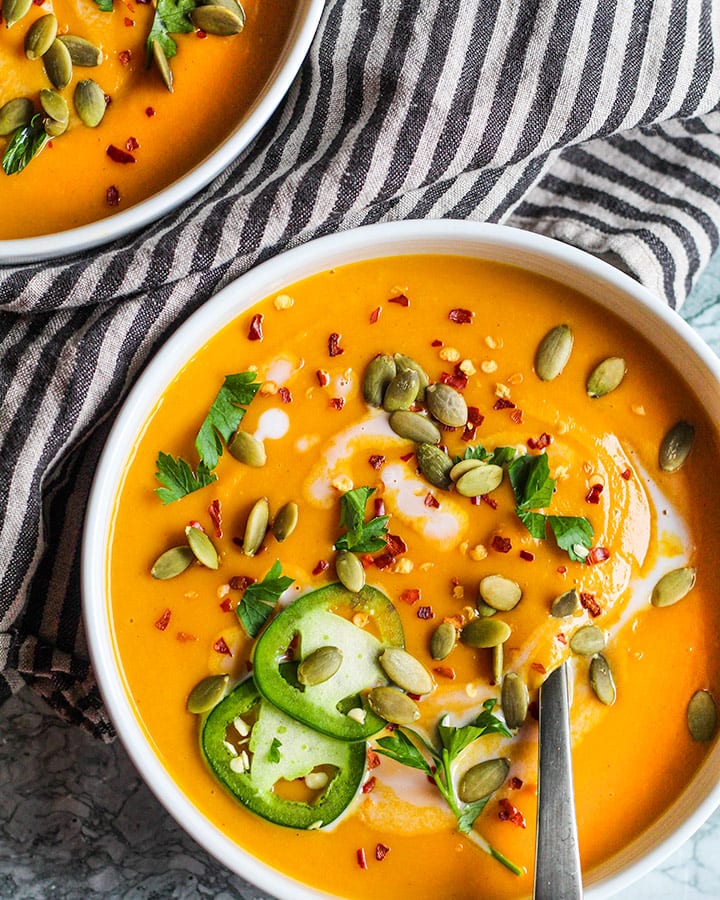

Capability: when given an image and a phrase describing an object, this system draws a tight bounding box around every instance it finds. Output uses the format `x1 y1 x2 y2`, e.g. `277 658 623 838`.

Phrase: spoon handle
534 662 583 899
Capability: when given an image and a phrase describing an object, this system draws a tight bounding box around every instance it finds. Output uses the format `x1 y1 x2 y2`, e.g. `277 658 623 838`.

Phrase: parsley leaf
154 452 216 504
2 116 48 176
146 0 196 62
376 729 433 774
236 561 294 638
508 452 555 510
548 515 594 561
334 487 389 553
195 372 260 470
454 445 516 466
516 508 548 540
93 0 113 10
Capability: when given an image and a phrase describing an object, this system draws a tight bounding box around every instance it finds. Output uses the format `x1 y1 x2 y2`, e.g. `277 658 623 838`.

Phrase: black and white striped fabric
1 0 719 739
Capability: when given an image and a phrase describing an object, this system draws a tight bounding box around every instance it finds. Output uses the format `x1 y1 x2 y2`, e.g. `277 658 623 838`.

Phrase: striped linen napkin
1 0 719 738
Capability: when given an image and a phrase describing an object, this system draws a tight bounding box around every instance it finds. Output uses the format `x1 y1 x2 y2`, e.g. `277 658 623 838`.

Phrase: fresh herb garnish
93 0 113 11
146 0 197 62
195 372 260 470
2 116 48 176
375 701 522 875
453 445 516 467
237 560 294 638
334 486 389 553
154 452 217 505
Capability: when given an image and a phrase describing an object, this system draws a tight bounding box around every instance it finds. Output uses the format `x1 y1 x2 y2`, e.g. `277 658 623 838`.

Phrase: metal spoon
533 661 583 899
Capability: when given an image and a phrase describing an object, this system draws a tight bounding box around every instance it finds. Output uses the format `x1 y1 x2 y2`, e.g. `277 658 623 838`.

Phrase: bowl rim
82 219 720 900
0 0 325 265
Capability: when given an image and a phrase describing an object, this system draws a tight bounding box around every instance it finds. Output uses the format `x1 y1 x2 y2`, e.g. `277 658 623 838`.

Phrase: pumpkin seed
450 458 484 481
430 621 456 660
479 574 522 611
587 357 626 398
455 463 503 498
0 97 34 136
476 600 497 617
458 757 510 803
425 382 468 427
687 690 717 742
492 643 504 685
2 0 32 28
243 497 269 557
383 368 420 411
152 38 173 92
43 116 66 137
73 79 106 128
271 501 298 542
362 354 396 407
535 324 573 381
24 13 57 59
569 624 606 655
190 4 245 35
187 674 229 714
651 566 696 608
551 588 578 618
659 420 695 472
379 648 434 695
335 549 365 593
394 353 429 401
58 34 103 66
298 646 343 686
39 89 68 124
502 672 529 729
202 0 246 20
43 39 73 90
461 617 511 648
228 429 266 466
150 545 195 579
589 654 616 705
389 409 441 444
367 686 420 725
416 443 453 489
185 525 219 569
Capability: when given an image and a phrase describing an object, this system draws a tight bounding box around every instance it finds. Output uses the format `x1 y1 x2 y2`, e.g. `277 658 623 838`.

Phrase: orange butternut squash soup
0 0 295 238
108 255 720 898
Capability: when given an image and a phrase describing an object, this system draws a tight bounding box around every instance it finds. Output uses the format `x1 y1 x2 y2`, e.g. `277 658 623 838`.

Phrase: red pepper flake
492 535 512 553
106 144 136 164
448 308 474 324
176 631 198 642
373 497 386 517
531 662 547 674
368 454 385 470
433 666 456 680
328 333 344 357
32 0 44 5
124 16 134 26
145 106 156 117
470 495 482 506
431 339 444 347
587 546 610 565
229 575 255 591
400 451 415 462
385 534 407 556
356 848 368 870
493 397 516 411
316 369 330 387
278 386 292 403
362 776 377 794
367 749 381 769
585 483 603 504
373 553 395 570
360 554 375 569
196 28 207 38
557 565 568 575
527 432 552 450
519 549 535 561
388 294 409 307
125 135 140 152
481 494 498 510
417 605 434 620
556 632 568 645
580 591 602 617
467 406 483 426
369 306 381 324
375 843 390 861
105 185 120 207
509 776 524 790
188 519 204 532
498 798 527 828
248 313 263 341
621 467 632 480
312 560 329 575
440 370 468 391
329 397 345 410
400 588 420 605
208 499 223 538
510 408 524 424
154 608 171 631
213 637 232 656
118 49 132 66
406 692 422 702
424 492 439 509
219 597 234 613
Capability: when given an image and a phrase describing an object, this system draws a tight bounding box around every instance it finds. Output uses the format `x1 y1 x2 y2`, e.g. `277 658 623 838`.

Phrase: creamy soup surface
108 255 720 899
0 0 295 238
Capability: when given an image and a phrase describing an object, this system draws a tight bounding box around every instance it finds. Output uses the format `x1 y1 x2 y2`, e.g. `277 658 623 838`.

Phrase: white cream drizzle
254 409 289 441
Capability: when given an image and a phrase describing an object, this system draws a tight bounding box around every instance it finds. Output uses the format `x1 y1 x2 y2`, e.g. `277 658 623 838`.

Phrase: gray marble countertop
2 253 720 900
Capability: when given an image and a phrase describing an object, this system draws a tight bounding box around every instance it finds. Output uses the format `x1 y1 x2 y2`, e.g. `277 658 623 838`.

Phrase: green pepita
569 624 606 655
43 116 67 138
478 574 522 611
228 429 267 466
2 0 32 28
535 324 573 381
379 648 434 695
455 463 503 498
185 525 220 569
651 566 696 608
449 458 485 481
589 653 616 706
587 357 626 398
190 4 246 35
271 501 298 542
39 89 68 124
152 38 174 92
492 642 504 685
202 0 246 20
460 617 511 648
58 34 103 66
150 545 195 580
501 672 529 729
551 588 579 618
298 646 343 686
243 497 269 557
43 38 73 90
687 689 717 742
476 600 497 617
458 757 510 803
74 79 106 128
335 549 365 593
362 354 396 407
187 674 229 714
383 369 420 411
0 97 34 136
24 13 58 59
367 686 420 725
416 443 453 490
430 621 456 660
394 353 429 401
389 409 441 444
424 382 468 427
659 421 695 472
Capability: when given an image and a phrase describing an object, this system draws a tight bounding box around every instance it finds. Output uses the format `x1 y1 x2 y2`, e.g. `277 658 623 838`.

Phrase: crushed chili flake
531 662 547 674
621 467 632 480
369 306 381 324
312 560 329 575
417 605 435 620
316 369 330 387
367 749 381 769
278 386 292 403
510 408 524 424
106 144 135 164
188 520 204 532
385 534 407 556
527 432 552 450
470 495 482 506
431 339 444 347
493 397 516 411
229 575 255 591
440 370 468 391
557 565 568 575
155 608 171 631
125 135 140 151
373 497 386 517
585 483 603 504
481 494 498 510
124 16 134 26
208 499 223 538
498 798 527 828
433 666 456 680
362 776 377 794
105 185 120 207
509 776 524 790
176 631 198 642
400 588 420 605
400 451 415 462
360 554 375 569
375 843 390 861
145 106 155 117
519 549 535 561
373 553 395 570
328 332 344 357
118 49 132 65
196 28 207 38
448 308 474 324
248 313 263 341
356 848 368 870
388 293 409 306
492 535 512 553
368 454 385 470
587 546 611 565
219 597 234 613
329 397 345 410
467 406 484 426
462 424 478 442
213 637 232 656
580 591 602 617
424 492 440 509
556 632 568 645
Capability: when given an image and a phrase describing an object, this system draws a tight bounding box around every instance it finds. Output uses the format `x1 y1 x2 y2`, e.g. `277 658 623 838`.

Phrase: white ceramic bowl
0 0 325 265
82 220 720 899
